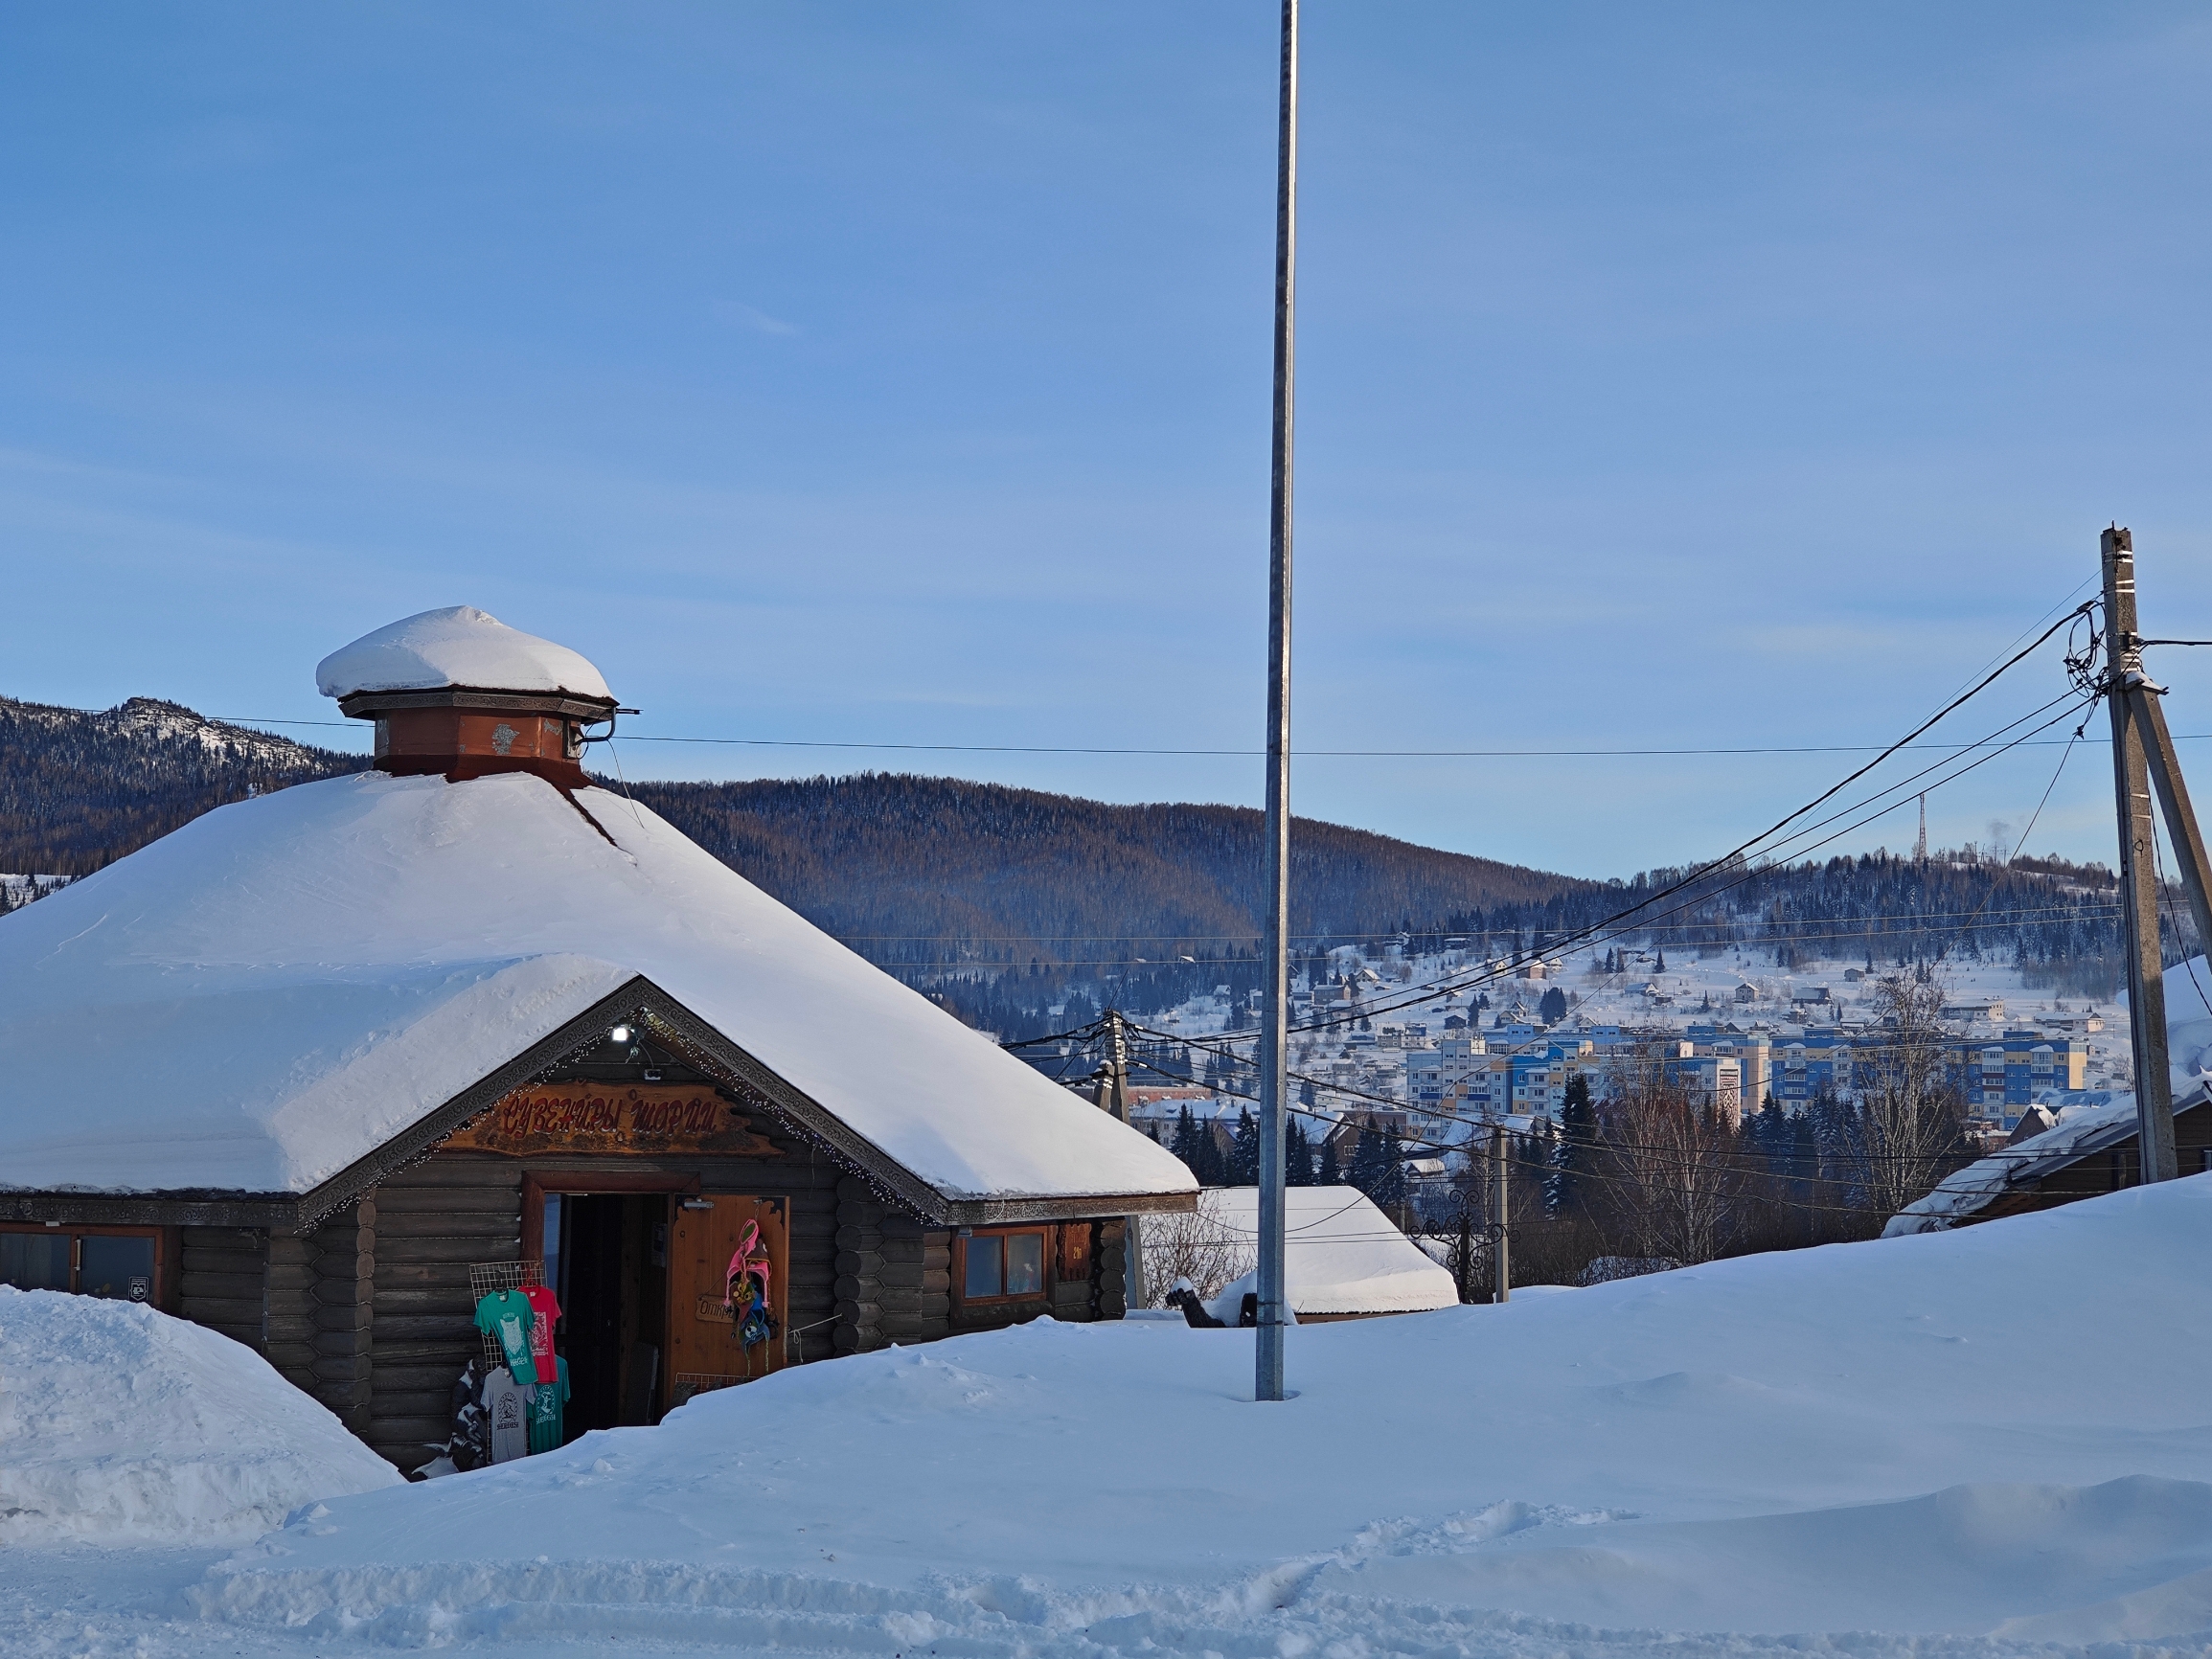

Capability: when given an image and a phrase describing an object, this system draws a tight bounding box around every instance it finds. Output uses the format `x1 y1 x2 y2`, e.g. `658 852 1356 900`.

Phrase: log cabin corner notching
0 609 1197 1474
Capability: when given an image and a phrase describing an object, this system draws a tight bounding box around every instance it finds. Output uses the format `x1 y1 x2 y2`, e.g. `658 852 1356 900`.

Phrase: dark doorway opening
553 1193 669 1439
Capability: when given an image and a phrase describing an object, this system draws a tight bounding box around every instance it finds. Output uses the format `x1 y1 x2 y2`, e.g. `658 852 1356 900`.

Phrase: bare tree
1852 971 1968 1223
1597 1046 1751 1267
1140 1193 1254 1306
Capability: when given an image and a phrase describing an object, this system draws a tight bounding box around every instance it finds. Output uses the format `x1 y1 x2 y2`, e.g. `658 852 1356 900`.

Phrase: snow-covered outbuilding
1200 1186 1458 1320
0 608 1196 1474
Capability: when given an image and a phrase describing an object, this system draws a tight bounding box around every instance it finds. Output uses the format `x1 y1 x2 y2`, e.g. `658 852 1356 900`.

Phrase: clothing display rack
469 1259 545 1374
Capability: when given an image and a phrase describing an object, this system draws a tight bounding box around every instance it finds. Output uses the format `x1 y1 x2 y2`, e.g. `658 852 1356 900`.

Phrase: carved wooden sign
445 1083 783 1158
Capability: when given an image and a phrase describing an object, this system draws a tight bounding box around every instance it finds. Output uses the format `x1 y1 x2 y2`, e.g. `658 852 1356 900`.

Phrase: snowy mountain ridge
2 693 327 768
0 693 370 877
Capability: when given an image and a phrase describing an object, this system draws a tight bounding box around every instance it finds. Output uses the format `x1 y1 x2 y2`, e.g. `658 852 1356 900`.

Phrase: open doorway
543 1191 670 1438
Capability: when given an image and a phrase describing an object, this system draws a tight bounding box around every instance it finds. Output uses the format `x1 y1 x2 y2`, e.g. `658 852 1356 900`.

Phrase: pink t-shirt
524 1284 562 1375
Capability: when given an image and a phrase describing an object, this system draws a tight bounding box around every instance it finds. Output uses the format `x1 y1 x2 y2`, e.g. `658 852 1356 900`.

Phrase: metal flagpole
1255 0 1298 1404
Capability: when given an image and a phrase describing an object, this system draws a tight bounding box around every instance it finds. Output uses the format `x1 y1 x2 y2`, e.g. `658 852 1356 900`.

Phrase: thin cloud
711 299 799 337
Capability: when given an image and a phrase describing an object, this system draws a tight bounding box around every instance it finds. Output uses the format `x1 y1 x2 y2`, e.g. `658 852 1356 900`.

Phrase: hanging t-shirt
473 1288 539 1385
527 1355 570 1456
485 1367 530 1464
523 1284 561 1380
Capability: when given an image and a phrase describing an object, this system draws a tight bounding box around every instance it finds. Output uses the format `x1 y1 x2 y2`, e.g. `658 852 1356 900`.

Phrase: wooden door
666 1194 789 1407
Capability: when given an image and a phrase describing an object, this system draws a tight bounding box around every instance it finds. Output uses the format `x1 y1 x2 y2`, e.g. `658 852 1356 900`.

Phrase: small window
958 1228 1051 1305
0 1228 159 1302
1005 1232 1044 1295
964 1237 1002 1299
0 1232 71 1291
80 1236 156 1301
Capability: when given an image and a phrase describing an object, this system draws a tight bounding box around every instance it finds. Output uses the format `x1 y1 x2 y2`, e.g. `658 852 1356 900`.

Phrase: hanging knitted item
724 1219 771 1322
723 1218 778 1352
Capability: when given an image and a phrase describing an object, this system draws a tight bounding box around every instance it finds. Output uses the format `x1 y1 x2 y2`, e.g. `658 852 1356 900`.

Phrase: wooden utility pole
1093 1011 1147 1309
2103 527 2180 1184
1255 0 1298 1404
1491 1122 1511 1304
2134 694 2212 960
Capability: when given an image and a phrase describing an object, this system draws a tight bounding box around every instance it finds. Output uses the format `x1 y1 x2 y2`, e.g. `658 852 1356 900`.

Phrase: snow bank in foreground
185 1175 2212 1648
0 1289 399 1544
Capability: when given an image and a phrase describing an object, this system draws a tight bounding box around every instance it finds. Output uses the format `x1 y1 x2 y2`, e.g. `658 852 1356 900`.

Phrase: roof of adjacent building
1199 1185 1459 1315
0 769 1197 1214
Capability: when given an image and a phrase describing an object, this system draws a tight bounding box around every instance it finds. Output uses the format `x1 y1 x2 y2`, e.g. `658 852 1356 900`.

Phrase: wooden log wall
366 1157 521 1474
780 1182 841 1366
175 1226 266 1351
832 1177 950 1352
1094 1218 1129 1320
264 1199 376 1438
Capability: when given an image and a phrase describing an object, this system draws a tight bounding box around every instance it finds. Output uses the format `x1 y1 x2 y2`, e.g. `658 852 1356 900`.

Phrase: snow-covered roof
1199 1186 1459 1314
1885 956 2212 1238
0 771 1197 1211
315 607 613 702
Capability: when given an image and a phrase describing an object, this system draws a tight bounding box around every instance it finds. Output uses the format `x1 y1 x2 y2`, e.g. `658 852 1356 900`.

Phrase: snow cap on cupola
317 606 620 788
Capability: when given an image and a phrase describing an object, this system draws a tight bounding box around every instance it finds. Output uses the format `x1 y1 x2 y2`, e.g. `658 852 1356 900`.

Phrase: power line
917 900 2125 952
1291 693 2100 1034
196 719 2212 758
839 899 2128 946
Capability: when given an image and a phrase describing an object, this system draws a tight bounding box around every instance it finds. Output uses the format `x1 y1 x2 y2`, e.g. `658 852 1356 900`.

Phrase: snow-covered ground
11 1176 2212 1654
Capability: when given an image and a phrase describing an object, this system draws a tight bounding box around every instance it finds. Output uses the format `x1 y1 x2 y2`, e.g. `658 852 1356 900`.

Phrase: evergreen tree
1298 1078 1316 1108
1285 1117 1314 1185
1348 1118 1382 1194
1170 1104 1202 1172
1316 1130 1342 1185
1654 947 1666 971
1748 1093 1790 1171
1549 1073 1599 1216
1372 1127 1408 1208
1539 986 1568 1023
1202 1120 1232 1187
1230 1107 1261 1186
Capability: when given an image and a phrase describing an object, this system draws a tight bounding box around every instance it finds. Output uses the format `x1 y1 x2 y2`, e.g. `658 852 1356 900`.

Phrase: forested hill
0 695 368 875
1 694 2139 1037
624 774 1594 970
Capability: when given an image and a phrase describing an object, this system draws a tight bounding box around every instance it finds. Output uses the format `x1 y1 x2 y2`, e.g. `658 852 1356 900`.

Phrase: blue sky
6 3 2212 878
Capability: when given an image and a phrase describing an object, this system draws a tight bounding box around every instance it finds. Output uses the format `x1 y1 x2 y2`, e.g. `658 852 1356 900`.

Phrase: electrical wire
197 714 2212 755
1291 693 2100 1034
876 899 2124 950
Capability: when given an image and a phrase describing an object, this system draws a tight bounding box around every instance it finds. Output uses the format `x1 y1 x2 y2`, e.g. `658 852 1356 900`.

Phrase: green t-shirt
473 1288 540 1385
528 1355 569 1455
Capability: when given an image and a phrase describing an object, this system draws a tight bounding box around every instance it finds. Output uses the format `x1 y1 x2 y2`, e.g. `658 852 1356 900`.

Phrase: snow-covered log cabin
0 608 1197 1474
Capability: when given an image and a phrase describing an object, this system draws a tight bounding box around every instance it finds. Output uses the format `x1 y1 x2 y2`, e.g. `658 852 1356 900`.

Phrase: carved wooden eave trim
286 974 1195 1232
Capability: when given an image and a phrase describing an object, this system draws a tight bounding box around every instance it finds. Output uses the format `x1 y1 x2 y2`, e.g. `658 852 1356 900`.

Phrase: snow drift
187 1174 2212 1648
0 1289 399 1544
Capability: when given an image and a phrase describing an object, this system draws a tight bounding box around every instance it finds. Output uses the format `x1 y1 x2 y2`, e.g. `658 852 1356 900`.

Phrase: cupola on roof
316 606 613 703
